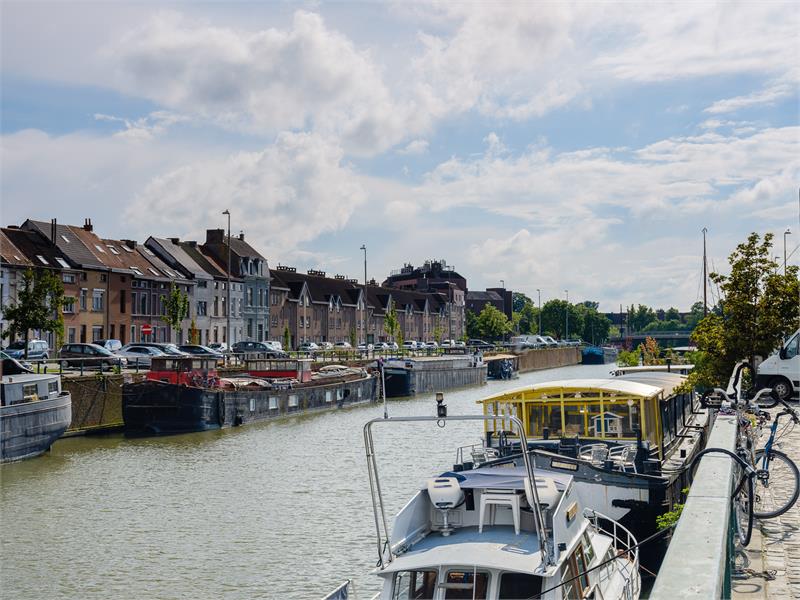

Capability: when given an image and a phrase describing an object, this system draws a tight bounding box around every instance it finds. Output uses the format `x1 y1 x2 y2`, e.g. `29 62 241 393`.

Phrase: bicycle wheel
733 473 754 546
753 448 800 518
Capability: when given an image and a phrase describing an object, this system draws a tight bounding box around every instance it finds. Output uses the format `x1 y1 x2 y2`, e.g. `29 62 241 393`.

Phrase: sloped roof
466 290 503 302
180 243 232 280
146 237 214 280
1 227 74 269
24 220 106 269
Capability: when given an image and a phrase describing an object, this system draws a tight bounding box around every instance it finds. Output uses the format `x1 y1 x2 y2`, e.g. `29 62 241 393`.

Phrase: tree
283 325 290 351
476 304 512 340
384 305 399 341
2 268 65 358
627 304 657 332
517 303 539 335
578 306 611 344
689 232 799 388
432 323 443 343
465 309 481 339
189 317 200 344
512 292 533 313
349 327 357 347
540 300 583 339
665 307 681 321
161 283 189 343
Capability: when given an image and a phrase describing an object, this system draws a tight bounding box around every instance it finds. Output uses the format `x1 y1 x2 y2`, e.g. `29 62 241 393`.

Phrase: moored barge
383 354 487 397
1 355 72 463
123 357 377 436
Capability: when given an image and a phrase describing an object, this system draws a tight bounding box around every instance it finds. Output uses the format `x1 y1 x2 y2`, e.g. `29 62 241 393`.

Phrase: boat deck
387 525 544 574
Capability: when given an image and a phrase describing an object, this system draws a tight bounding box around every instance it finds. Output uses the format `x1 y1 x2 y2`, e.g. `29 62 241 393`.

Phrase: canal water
1 362 613 599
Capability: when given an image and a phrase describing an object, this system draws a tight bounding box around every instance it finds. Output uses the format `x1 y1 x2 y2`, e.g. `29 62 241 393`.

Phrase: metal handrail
363 413 553 570
584 508 640 600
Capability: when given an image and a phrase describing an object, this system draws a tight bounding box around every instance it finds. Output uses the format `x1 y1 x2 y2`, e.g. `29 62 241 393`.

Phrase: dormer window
108 246 120 255
131 266 143 275
94 244 106 253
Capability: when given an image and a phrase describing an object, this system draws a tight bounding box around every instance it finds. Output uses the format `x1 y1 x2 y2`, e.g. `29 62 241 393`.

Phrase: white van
757 329 799 400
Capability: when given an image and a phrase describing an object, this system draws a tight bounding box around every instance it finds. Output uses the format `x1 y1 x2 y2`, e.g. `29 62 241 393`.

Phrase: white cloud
704 71 799 114
94 111 189 141
397 139 429 155
125 131 365 259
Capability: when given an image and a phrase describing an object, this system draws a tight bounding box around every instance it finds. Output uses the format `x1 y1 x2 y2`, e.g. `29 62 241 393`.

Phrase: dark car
131 342 188 356
467 339 494 350
231 341 288 358
5 339 50 360
178 345 224 359
59 343 127 368
1 350 33 375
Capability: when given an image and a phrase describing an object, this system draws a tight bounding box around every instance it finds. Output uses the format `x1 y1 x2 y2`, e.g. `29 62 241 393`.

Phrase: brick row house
267 266 465 347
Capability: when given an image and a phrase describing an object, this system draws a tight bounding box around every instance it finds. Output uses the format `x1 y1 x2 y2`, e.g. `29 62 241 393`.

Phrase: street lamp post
222 210 231 350
565 290 569 340
360 245 367 345
536 289 541 335
784 228 792 275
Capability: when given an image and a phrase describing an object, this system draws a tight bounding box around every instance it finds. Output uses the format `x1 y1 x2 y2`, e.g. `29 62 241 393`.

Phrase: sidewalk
733 409 800 599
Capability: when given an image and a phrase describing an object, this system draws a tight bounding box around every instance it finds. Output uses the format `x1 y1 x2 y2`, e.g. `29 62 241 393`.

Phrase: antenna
702 227 708 317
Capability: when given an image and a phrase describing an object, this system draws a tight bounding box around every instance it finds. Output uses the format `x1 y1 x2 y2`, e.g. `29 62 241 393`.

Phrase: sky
1 1 798 312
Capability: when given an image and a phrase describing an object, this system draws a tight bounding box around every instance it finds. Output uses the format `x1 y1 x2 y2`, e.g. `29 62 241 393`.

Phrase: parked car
426 341 439 348
319 341 334 350
541 336 559 347
59 343 127 368
455 340 466 347
94 339 123 352
440 339 455 347
357 343 374 352
266 341 283 352
402 341 418 350
207 342 229 352
4 339 50 360
116 344 166 367
386 341 399 350
334 341 352 349
467 339 494 350
298 342 320 353
178 344 224 359
231 341 288 358
132 342 188 356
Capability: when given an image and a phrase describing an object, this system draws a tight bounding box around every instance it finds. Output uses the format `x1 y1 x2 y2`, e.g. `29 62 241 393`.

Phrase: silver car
117 344 167 367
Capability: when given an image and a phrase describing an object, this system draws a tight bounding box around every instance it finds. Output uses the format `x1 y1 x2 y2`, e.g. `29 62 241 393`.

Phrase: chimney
238 231 245 241
169 237 180 244
122 239 137 249
83 218 93 232
205 229 224 244
50 218 57 244
186 241 197 248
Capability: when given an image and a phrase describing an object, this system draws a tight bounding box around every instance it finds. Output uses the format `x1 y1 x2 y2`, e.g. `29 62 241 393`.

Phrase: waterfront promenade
734 407 800 599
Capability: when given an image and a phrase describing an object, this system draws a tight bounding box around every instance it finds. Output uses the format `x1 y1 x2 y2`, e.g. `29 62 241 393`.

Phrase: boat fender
218 396 226 426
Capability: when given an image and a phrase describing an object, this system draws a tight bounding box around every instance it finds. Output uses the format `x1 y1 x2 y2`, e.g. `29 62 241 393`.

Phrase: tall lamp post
360 244 367 345
564 290 569 340
222 209 231 350
784 228 792 275
536 288 542 335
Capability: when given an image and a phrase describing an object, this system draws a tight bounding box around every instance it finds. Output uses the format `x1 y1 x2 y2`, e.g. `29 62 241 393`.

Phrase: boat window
441 570 489 599
643 398 659 446
23 384 39 402
563 404 587 437
391 570 437 600
562 545 590 598
268 397 278 410
582 531 596 564
48 381 59 396
602 402 640 438
498 572 542 599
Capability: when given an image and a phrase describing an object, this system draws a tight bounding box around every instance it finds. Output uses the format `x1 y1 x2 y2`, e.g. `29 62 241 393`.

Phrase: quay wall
62 373 146 435
513 347 581 373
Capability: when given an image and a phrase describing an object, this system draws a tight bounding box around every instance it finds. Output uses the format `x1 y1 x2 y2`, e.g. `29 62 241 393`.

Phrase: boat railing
583 508 641 600
319 579 379 600
364 413 554 571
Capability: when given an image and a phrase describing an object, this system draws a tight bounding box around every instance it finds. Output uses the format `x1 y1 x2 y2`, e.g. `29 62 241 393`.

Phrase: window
498 573 542 599
785 333 799 360
148 268 160 276
68 327 76 343
271 316 278 327
56 258 71 269
108 246 120 255
60 234 70 243
36 255 49 265
269 397 278 410
248 288 254 306
198 280 208 288
79 289 88 311
62 273 76 284
23 384 39 402
100 273 107 282
63 297 75 313
92 326 103 341
391 571 437 600
122 245 133 253
197 301 207 317
92 289 104 311
131 266 143 276
94 244 106 253
288 394 299 408
442 571 489 600
120 290 126 314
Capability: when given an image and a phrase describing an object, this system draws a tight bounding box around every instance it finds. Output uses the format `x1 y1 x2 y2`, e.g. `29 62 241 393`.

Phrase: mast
702 227 708 317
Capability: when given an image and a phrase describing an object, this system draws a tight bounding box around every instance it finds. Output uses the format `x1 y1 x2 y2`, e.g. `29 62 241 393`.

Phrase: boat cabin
0 372 65 406
146 357 220 386
478 375 698 464
245 359 313 383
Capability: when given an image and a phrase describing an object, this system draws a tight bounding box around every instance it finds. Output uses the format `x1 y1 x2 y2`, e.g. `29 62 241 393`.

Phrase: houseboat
485 353 519 380
324 412 640 600
383 354 487 397
610 364 694 376
460 373 708 568
582 345 619 365
123 356 377 436
1 354 72 463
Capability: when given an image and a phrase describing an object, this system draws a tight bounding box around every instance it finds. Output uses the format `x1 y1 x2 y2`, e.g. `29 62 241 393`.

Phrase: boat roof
479 378 663 403
612 365 694 373
0 373 59 384
616 372 687 396
436 466 572 491
378 526 545 575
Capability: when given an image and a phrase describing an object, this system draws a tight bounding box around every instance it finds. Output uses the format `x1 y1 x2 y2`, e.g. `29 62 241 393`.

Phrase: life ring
218 396 226 426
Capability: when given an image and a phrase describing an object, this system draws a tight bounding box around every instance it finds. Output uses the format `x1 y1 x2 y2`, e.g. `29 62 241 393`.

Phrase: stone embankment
514 346 581 373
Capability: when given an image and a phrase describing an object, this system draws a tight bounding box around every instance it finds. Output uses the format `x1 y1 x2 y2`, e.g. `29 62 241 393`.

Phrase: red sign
141 324 153 335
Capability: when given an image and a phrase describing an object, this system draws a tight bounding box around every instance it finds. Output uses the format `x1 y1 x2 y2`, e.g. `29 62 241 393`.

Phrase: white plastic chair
478 489 521 534
608 444 638 473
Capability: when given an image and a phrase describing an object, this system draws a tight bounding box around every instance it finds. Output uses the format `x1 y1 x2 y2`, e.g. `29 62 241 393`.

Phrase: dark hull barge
123 358 377 436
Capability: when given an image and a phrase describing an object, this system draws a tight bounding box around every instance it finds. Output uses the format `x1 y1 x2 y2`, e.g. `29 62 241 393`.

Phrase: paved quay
733 407 800 599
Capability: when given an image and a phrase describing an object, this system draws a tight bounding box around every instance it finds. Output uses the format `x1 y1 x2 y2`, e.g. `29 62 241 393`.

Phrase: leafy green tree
432 324 443 343
2 268 65 358
578 306 611 344
465 309 480 339
349 327 357 348
665 307 681 321
161 283 190 343
476 304 512 340
627 304 657 332
685 301 706 329
541 300 583 339
688 232 799 388
384 305 399 341
512 292 533 313
517 303 539 335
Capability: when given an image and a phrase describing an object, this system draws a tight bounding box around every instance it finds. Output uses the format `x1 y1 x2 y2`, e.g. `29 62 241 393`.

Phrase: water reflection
1 363 613 599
